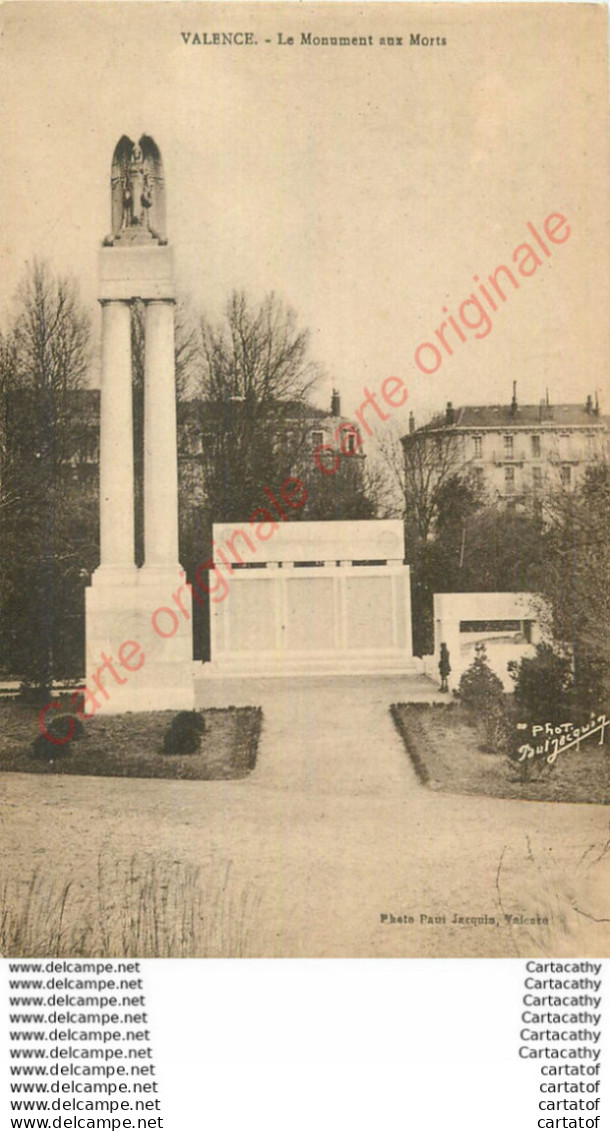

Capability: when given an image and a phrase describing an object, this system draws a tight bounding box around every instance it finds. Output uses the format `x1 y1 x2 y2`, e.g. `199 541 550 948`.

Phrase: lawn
0 699 262 780
391 702 609 804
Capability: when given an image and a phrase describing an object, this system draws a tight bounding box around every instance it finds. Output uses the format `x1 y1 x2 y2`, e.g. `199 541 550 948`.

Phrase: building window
503 434 514 457
586 432 595 457
504 466 515 492
460 620 521 633
473 435 482 459
311 430 324 447
532 467 542 491
474 466 485 489
346 430 357 454
560 465 572 487
531 435 541 458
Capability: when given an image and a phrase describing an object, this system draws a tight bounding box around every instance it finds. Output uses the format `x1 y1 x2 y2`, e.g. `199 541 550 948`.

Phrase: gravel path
1 674 608 957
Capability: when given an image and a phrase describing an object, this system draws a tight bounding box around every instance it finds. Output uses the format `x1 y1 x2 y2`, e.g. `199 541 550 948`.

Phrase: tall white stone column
97 300 135 575
142 299 180 573
87 135 194 711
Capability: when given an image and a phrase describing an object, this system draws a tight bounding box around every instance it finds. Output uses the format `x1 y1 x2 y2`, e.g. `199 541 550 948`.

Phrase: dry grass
0 700 262 780
495 831 610 956
391 702 609 804
0 854 268 958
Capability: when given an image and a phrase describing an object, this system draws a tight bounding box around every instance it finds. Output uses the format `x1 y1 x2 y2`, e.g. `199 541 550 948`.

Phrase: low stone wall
432 591 547 691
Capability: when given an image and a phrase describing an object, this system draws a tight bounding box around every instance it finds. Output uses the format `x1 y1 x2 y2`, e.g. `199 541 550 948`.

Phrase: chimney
586 394 592 415
594 390 600 416
510 380 518 416
445 401 455 425
546 387 550 408
331 388 341 417
409 411 415 434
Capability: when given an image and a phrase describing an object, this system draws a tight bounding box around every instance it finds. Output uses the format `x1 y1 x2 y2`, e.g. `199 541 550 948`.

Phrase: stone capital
98 244 175 302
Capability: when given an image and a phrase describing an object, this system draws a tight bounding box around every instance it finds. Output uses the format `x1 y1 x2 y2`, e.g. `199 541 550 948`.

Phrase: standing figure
121 177 132 228
439 643 451 692
127 143 145 225
141 172 153 229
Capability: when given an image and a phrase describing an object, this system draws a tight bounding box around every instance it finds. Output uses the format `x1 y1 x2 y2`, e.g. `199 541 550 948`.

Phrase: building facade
402 387 608 511
69 387 365 504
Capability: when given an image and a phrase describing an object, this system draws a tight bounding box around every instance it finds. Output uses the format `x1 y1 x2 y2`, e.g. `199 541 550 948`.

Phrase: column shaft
98 300 135 570
143 300 180 569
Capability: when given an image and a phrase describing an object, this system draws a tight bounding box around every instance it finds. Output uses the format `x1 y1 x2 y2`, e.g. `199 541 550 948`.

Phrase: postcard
0 2 608 959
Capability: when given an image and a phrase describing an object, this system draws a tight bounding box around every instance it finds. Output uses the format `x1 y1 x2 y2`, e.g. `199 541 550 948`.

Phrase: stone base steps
198 656 421 679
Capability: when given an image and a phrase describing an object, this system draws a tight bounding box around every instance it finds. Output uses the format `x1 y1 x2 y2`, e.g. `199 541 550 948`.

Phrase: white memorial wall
206 520 416 677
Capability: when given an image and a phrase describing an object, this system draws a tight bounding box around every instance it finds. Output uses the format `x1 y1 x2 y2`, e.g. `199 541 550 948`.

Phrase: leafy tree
373 420 545 653
434 472 485 541
296 453 378 522
437 505 544 594
538 462 610 711
406 492 543 655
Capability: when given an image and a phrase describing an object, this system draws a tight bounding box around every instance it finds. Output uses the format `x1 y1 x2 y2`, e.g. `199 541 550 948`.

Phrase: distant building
402 384 608 512
69 387 364 496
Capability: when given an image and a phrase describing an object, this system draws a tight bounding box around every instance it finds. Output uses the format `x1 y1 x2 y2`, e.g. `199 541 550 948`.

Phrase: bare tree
369 424 411 520
376 415 467 541
195 290 321 521
198 290 318 406
0 261 94 691
0 331 20 514
11 261 91 470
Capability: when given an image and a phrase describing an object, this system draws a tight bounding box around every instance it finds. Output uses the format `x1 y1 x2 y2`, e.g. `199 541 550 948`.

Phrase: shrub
31 713 84 760
44 713 85 744
508 643 573 724
458 643 505 710
163 710 206 755
457 643 508 752
572 653 609 716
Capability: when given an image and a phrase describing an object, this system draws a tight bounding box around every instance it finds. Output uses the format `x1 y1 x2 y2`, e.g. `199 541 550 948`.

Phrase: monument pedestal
86 567 194 714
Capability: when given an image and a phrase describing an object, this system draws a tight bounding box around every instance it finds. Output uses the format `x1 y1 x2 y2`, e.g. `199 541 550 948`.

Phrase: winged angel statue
104 135 167 245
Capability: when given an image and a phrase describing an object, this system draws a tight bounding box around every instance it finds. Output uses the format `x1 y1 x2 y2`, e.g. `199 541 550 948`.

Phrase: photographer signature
516 714 608 766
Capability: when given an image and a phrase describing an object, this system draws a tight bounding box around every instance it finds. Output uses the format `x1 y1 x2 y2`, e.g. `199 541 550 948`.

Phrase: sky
1 1 608 433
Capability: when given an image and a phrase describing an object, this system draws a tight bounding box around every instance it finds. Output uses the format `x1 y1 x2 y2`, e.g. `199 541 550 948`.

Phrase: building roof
453 403 606 428
404 402 608 439
71 391 335 426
